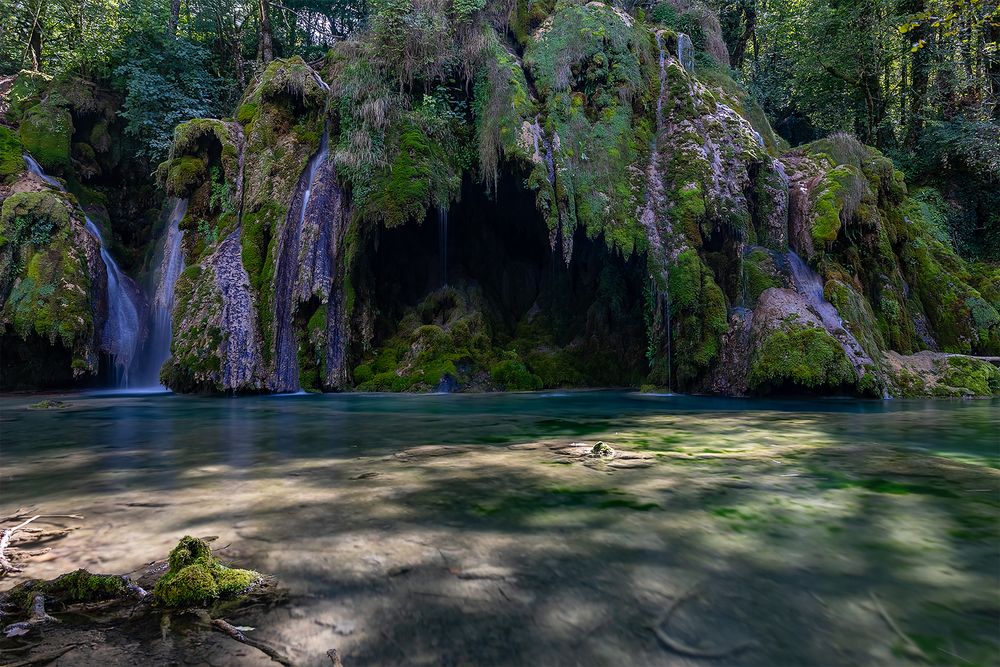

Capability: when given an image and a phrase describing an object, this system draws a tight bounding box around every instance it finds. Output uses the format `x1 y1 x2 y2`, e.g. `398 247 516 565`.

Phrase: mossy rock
19 102 73 173
153 536 262 608
491 358 542 391
0 126 25 184
749 320 857 394
4 569 128 611
941 356 1000 396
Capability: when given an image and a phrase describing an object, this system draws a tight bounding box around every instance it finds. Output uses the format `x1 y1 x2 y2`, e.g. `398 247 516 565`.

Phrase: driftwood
650 588 757 659
0 515 84 576
4 595 58 638
327 648 344 666
211 618 292 666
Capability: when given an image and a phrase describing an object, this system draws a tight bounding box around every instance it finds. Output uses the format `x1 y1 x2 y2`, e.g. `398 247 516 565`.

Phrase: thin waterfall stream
133 198 187 388
438 206 448 286
23 154 141 386
273 129 330 393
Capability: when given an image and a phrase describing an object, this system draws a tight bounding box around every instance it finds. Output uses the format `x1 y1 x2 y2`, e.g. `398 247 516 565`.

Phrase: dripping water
273 129 329 393
677 33 695 72
438 206 448 286
786 251 887 396
133 198 187 388
23 154 141 387
653 32 673 391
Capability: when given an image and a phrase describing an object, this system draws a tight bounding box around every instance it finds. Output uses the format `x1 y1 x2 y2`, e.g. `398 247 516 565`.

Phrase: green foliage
112 32 221 162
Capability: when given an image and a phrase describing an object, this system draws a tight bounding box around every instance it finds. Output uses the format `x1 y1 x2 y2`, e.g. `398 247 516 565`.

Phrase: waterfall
640 32 674 391
438 206 448 286
273 130 330 392
23 154 141 386
133 198 187 388
677 33 695 72
786 251 884 395
531 116 556 186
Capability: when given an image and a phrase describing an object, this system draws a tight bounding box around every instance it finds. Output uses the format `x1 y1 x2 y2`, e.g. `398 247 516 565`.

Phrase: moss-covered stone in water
0 126 24 184
5 569 127 612
19 102 73 173
153 536 261 608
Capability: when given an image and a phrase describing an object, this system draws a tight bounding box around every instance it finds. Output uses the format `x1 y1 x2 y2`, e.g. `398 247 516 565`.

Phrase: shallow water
1 392 998 666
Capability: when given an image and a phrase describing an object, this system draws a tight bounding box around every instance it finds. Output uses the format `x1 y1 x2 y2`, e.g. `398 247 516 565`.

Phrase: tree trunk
168 0 181 36
258 0 274 63
28 19 42 71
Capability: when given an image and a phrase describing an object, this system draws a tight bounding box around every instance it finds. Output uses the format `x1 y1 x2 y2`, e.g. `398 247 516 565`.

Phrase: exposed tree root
211 618 292 666
650 587 756 659
0 515 84 577
4 596 58 638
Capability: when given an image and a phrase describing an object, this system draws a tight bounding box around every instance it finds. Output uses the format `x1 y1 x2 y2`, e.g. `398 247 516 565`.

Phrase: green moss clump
748 321 857 394
491 358 543 391
743 248 782 305
154 536 261 608
0 190 94 370
809 164 853 248
660 250 728 386
941 356 1000 396
19 102 73 173
4 569 127 611
0 126 25 184
159 155 207 197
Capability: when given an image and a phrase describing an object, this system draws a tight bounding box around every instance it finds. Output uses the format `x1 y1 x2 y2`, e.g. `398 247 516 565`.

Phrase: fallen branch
870 591 925 659
4 595 58 638
650 588 756 659
211 618 292 666
0 515 83 576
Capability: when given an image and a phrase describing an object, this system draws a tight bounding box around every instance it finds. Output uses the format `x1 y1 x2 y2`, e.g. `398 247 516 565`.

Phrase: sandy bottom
1 395 998 666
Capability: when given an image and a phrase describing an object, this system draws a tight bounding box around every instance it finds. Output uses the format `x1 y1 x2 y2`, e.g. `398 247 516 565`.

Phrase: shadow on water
1 391 998 666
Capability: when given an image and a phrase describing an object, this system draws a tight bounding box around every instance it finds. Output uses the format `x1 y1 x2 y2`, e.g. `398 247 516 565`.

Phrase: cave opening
357 172 650 388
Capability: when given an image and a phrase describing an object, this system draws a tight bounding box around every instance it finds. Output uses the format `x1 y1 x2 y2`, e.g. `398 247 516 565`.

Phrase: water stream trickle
438 206 448 286
647 32 673 390
273 130 330 392
786 251 881 393
133 198 187 388
23 154 142 386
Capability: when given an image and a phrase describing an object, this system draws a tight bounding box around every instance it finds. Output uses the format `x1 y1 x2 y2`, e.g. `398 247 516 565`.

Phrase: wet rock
589 441 615 459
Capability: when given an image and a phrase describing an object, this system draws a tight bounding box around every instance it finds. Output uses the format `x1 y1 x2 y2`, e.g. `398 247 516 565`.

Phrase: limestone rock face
3 2 997 397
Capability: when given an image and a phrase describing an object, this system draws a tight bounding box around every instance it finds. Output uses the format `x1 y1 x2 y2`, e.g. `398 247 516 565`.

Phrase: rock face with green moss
5 0 998 398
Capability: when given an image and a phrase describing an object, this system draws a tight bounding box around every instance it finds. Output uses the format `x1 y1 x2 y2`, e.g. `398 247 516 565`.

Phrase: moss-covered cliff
3 0 997 397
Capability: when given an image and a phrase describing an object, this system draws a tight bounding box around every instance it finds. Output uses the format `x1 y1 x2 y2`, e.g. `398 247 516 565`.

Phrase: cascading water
438 206 448 286
23 154 141 386
677 33 695 72
641 32 674 391
133 198 187 387
273 130 330 393
786 251 885 395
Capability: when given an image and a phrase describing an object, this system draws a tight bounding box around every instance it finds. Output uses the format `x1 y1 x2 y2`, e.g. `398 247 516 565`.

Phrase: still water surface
1 391 998 665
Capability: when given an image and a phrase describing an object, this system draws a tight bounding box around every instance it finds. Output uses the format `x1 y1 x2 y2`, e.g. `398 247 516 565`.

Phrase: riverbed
1 391 998 666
